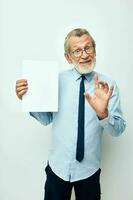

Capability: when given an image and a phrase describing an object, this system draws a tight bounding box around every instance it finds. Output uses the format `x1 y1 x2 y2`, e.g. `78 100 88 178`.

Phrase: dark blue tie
76 75 85 162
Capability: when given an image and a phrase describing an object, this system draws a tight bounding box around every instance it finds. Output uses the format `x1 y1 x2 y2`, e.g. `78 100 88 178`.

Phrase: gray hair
64 28 96 53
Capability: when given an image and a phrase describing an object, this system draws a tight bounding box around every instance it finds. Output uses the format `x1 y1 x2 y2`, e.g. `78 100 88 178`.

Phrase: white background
0 0 132 199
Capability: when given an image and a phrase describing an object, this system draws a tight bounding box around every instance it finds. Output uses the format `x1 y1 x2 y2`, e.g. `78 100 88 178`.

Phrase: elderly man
16 28 126 200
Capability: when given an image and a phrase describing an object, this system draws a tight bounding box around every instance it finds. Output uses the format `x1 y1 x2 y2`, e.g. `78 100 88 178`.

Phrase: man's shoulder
59 68 73 79
59 68 73 75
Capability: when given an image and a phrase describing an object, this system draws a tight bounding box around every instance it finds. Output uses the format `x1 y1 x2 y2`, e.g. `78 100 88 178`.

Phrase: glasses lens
74 49 82 57
72 46 94 57
85 46 93 54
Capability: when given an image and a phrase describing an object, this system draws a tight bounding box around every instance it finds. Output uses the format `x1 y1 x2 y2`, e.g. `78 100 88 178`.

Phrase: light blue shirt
30 68 126 182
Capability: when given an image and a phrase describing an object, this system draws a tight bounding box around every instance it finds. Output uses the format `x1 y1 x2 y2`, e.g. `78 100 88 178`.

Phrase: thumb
84 92 91 102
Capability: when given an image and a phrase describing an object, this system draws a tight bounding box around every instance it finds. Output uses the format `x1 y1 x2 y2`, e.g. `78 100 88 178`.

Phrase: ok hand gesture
84 75 114 119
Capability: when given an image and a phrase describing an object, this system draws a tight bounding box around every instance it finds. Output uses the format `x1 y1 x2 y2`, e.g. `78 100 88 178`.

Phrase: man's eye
75 49 81 53
85 46 90 50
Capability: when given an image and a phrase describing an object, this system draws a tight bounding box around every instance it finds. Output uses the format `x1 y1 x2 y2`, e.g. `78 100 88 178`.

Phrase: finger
94 74 98 83
94 74 99 89
16 81 28 86
16 81 28 88
16 86 28 93
97 81 109 93
103 82 109 93
16 81 28 92
84 92 91 102
16 79 27 84
98 81 109 93
107 85 114 98
97 81 105 89
17 89 27 99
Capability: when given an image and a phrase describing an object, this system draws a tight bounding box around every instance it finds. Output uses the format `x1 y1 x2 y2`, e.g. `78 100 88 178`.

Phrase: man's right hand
16 79 28 100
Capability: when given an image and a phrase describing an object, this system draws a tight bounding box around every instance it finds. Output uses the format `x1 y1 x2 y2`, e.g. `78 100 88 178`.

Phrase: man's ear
64 53 73 64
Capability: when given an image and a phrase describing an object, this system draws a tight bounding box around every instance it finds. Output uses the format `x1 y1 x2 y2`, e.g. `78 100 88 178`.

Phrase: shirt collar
72 67 95 82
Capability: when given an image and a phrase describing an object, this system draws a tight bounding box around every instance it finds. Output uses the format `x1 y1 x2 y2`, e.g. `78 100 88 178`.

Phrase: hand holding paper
16 79 28 99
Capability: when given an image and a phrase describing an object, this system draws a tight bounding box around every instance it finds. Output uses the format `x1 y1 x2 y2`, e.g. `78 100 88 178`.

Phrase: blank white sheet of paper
22 60 59 112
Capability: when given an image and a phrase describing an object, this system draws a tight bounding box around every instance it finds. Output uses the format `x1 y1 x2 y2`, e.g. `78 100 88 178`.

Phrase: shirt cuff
98 113 115 128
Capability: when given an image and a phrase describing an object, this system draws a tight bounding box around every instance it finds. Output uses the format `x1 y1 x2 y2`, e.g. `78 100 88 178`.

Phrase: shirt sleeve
29 112 53 126
98 82 126 136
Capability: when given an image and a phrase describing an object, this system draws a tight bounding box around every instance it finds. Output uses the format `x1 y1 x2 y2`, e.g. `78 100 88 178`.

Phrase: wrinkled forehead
68 34 93 50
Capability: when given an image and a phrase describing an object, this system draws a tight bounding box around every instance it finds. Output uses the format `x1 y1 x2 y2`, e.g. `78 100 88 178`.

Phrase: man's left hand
84 75 114 120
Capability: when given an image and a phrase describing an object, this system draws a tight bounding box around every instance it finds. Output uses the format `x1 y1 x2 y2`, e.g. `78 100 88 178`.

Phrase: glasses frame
71 45 94 58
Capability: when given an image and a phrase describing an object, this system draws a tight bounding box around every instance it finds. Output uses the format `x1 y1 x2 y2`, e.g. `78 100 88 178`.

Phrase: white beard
72 57 96 75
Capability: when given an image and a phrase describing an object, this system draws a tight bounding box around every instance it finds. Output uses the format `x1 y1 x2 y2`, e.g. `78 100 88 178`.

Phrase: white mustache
73 57 96 75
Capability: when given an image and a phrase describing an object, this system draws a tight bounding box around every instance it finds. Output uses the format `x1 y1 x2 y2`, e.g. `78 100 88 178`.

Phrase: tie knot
81 75 85 80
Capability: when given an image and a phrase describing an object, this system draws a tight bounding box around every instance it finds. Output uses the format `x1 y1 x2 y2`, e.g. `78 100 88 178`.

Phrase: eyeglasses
71 45 94 58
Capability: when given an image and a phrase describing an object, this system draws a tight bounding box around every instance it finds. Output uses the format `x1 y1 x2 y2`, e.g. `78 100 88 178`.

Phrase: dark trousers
44 164 101 200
